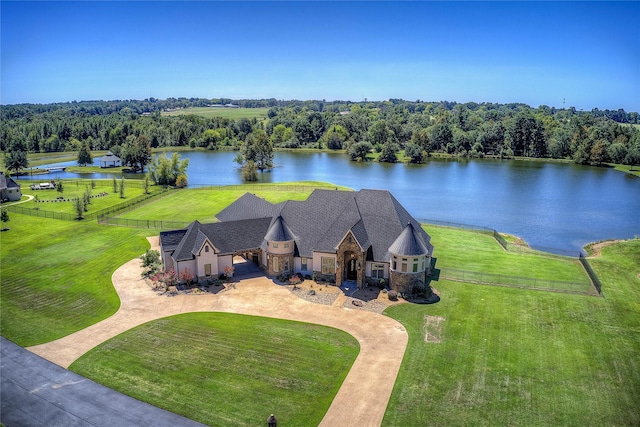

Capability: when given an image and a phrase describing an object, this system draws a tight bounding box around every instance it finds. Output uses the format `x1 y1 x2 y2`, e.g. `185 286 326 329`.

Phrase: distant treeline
2 98 639 166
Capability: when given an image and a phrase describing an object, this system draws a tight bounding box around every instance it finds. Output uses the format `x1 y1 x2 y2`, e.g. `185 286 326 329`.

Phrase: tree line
2 98 639 175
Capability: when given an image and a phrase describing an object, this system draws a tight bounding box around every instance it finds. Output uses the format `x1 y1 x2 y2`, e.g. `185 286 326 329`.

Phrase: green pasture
114 182 351 223
17 178 156 216
70 313 359 427
0 214 152 346
425 225 589 284
161 107 270 120
383 238 640 427
1 182 638 426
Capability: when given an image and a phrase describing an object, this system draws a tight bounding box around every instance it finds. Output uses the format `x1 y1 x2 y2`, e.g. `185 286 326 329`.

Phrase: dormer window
205 245 209 253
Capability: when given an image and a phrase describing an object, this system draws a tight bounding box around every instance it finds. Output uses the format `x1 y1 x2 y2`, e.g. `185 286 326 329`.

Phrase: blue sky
2 1 639 111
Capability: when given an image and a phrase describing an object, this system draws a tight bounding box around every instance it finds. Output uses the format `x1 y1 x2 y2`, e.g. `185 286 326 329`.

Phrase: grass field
70 313 359 427
113 182 351 223
16 178 157 216
2 182 638 426
425 225 590 284
383 238 640 426
161 107 270 120
0 214 152 346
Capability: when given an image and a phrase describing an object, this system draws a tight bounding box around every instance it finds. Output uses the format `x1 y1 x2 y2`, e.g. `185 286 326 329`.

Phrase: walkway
25 237 408 426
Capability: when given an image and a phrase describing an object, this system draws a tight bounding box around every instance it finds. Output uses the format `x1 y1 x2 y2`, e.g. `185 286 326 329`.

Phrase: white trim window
372 263 385 279
321 257 335 274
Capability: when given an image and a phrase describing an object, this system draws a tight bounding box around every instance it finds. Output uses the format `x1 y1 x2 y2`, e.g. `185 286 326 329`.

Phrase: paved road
22 237 408 426
1 337 207 427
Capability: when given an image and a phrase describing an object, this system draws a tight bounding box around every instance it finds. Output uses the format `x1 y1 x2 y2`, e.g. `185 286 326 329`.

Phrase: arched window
205 246 209 253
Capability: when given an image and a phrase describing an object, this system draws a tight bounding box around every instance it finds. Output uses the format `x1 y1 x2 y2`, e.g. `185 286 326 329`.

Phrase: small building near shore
0 172 22 202
98 152 122 168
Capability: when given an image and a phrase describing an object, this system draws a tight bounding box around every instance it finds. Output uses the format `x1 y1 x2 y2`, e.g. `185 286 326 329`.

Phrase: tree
241 160 258 182
112 178 117 193
148 152 189 186
119 177 125 198
324 125 349 150
4 150 28 176
74 197 85 219
122 134 152 172
404 142 425 163
139 249 162 278
83 186 92 208
56 180 64 195
143 175 150 194
240 129 273 171
77 142 93 166
368 120 392 148
1 209 9 231
348 141 373 161
378 140 400 163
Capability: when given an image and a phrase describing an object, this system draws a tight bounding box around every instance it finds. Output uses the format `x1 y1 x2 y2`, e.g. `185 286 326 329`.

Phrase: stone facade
389 270 427 294
335 231 366 288
266 252 294 277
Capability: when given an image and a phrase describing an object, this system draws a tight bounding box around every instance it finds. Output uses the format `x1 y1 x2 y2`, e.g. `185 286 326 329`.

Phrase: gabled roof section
389 222 429 256
169 188 433 264
264 215 295 242
159 228 188 251
0 172 20 191
216 193 281 222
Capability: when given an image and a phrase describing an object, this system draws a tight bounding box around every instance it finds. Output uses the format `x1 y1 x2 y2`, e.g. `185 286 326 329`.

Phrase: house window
284 259 289 272
392 256 397 270
205 246 209 253
321 257 335 275
372 264 384 279
284 243 289 248
413 262 419 272
273 243 279 248
301 258 308 271
401 263 408 273
273 257 279 272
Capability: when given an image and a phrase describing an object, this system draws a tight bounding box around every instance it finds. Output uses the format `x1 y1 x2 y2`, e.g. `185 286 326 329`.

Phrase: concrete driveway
25 237 408 426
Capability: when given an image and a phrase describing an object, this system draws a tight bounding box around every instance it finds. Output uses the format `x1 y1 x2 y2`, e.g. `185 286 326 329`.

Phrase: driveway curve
27 237 408 426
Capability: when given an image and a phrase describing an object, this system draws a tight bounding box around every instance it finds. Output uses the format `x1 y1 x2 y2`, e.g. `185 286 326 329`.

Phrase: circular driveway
26 237 408 426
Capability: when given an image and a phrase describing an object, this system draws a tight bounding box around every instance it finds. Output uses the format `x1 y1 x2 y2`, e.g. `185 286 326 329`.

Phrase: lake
24 150 640 253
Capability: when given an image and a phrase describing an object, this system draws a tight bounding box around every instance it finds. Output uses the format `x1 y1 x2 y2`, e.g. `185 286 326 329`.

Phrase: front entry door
346 258 357 280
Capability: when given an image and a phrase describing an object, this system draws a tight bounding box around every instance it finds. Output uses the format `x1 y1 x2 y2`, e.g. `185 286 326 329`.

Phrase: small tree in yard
112 178 117 193
33 195 40 210
139 249 161 277
56 180 64 195
152 268 178 292
74 197 85 219
289 275 302 289
84 186 92 209
1 209 9 231
143 174 150 194
119 177 125 198
180 267 195 286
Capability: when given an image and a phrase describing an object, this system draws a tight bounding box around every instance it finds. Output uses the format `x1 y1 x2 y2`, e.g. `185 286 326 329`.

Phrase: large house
0 172 22 202
160 189 434 293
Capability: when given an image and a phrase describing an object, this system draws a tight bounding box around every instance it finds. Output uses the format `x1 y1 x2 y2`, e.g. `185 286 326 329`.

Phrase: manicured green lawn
0 214 152 346
115 182 351 223
161 107 270 120
383 238 640 427
425 225 590 284
70 313 359 427
18 179 156 216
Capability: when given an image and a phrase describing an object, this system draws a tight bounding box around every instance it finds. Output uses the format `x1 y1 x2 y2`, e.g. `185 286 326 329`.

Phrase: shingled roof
212 188 433 262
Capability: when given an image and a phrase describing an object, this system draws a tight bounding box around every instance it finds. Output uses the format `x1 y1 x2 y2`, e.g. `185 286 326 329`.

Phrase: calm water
26 151 640 252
